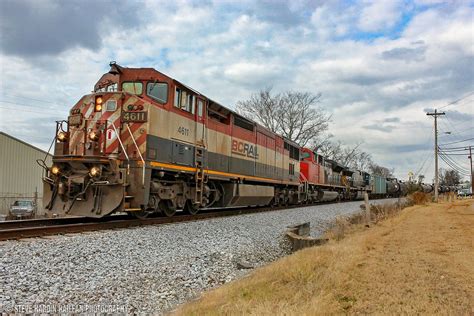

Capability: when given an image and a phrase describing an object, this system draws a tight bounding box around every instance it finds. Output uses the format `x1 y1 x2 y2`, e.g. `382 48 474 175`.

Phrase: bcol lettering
232 140 259 158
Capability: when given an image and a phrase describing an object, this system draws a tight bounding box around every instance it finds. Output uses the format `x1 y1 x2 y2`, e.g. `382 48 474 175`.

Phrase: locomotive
42 63 402 219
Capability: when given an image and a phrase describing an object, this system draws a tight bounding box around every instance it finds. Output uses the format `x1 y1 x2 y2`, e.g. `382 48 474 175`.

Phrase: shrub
407 192 431 205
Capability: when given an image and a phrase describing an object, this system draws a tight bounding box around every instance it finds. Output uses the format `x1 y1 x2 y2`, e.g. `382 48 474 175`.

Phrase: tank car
420 183 434 193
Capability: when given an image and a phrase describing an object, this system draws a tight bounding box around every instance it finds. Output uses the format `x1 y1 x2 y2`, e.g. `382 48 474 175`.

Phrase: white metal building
0 132 52 216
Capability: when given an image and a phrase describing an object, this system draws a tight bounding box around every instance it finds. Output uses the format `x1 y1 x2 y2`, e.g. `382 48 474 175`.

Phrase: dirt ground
174 199 474 315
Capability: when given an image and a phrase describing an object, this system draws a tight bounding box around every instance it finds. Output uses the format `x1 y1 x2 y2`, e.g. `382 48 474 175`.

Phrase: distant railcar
371 174 387 197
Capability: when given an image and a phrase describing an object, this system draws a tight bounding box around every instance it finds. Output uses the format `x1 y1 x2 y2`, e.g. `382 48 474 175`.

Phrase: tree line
236 88 393 178
236 88 468 184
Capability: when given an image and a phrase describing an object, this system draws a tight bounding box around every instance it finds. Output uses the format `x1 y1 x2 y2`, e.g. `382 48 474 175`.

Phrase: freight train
41 63 422 219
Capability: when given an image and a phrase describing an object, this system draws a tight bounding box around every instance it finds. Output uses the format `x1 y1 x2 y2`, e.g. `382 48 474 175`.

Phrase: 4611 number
177 126 190 136
122 111 147 122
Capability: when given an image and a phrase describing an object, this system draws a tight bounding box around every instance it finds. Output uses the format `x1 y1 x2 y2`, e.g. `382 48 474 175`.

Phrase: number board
121 111 147 122
68 114 82 126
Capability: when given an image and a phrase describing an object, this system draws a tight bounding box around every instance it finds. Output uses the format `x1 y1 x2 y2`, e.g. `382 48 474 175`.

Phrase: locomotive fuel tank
318 190 339 202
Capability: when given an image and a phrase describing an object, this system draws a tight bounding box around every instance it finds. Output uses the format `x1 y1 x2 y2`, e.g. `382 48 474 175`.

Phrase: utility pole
427 109 445 202
469 146 473 195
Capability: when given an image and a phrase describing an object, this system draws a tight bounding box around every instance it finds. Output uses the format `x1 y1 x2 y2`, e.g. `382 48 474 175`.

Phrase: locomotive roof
100 63 235 116
99 63 301 148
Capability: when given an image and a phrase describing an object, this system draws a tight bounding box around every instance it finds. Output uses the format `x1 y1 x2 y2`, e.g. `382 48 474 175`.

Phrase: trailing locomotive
42 63 407 219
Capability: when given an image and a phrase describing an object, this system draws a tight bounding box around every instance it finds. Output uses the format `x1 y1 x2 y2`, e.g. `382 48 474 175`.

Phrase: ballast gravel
0 199 398 314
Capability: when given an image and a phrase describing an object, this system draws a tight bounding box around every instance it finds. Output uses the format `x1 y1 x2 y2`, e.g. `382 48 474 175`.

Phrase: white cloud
0 0 472 182
357 0 404 32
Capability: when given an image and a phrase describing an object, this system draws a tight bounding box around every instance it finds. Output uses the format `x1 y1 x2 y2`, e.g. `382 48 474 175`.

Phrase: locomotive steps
175 197 474 315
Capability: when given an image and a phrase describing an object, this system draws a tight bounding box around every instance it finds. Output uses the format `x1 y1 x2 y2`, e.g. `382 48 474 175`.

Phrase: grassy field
174 198 474 315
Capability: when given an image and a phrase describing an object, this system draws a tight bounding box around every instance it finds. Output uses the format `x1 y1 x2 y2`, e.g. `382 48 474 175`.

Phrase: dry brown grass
408 191 432 205
173 199 474 315
325 196 417 241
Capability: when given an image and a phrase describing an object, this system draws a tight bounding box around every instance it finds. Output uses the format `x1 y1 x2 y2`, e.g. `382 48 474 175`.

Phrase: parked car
9 200 36 219
457 188 472 197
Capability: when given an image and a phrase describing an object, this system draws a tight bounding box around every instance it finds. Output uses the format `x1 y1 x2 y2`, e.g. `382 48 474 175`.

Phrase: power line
439 152 470 156
451 121 474 131
452 126 474 134
439 154 471 176
439 144 474 150
439 150 471 170
0 100 60 111
421 157 433 178
438 146 471 152
451 100 473 109
0 93 64 106
414 125 434 177
0 106 63 116
415 153 431 177
439 137 474 146
437 120 473 142
439 91 474 109
444 115 474 140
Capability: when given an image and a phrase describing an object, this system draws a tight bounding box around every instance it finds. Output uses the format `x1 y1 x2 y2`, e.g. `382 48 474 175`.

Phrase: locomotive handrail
111 123 129 161
125 123 145 186
111 123 131 181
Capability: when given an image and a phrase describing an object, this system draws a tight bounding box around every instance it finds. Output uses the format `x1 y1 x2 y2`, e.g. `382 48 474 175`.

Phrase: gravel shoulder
0 199 398 314
176 199 474 315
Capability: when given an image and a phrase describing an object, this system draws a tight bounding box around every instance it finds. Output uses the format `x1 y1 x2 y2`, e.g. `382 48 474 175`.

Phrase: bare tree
237 88 394 174
369 163 394 177
314 137 343 161
236 88 331 147
315 138 373 171
235 88 281 133
439 169 461 186
353 151 373 171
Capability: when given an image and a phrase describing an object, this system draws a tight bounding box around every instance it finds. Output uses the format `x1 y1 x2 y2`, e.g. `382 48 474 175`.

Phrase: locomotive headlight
51 166 60 175
57 131 68 142
95 96 103 112
89 131 99 141
90 166 101 177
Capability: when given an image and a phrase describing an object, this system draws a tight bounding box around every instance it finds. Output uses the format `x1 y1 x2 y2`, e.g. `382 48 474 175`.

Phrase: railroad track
0 199 393 241
0 205 299 241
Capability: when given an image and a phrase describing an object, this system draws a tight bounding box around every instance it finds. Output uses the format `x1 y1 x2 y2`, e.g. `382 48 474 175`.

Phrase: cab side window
197 99 204 117
174 88 195 114
147 82 168 103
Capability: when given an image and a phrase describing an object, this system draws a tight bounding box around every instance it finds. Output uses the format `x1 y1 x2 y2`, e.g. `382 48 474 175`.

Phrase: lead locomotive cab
43 62 155 218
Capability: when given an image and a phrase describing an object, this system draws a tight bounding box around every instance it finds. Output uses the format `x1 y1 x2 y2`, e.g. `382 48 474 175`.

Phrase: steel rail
0 198 394 241
0 207 284 241
0 215 130 230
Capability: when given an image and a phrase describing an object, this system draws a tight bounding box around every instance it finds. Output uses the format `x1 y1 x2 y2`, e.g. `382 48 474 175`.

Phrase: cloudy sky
0 0 473 181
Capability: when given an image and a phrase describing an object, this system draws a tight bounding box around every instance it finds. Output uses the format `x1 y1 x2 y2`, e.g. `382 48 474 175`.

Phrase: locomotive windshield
122 82 143 95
